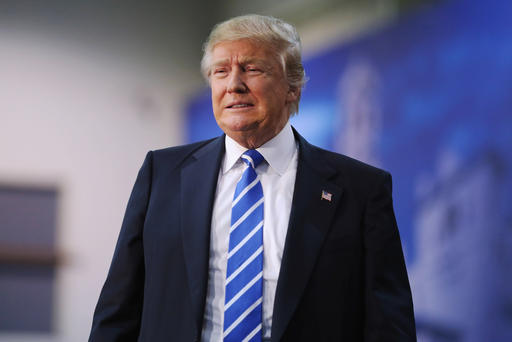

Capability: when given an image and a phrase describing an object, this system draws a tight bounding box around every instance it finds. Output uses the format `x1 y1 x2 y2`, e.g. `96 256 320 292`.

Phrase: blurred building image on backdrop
1 0 511 341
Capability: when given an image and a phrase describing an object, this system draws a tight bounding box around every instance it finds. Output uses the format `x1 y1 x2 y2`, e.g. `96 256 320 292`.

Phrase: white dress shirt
201 122 298 341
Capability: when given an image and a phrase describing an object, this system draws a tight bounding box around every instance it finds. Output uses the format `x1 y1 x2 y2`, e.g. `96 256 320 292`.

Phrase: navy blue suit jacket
89 130 416 341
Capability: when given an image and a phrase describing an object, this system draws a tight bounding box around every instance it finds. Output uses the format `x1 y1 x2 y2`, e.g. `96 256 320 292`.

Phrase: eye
213 68 228 77
245 65 262 74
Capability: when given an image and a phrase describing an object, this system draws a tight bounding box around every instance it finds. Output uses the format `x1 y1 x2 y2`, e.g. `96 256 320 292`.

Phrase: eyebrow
239 57 267 65
210 58 230 69
211 57 270 69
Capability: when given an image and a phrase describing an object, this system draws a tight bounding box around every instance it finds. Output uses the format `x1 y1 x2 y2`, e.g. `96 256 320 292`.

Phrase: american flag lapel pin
321 190 332 202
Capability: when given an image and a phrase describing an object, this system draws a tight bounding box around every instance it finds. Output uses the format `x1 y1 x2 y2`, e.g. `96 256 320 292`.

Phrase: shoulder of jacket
148 136 222 170
305 142 388 178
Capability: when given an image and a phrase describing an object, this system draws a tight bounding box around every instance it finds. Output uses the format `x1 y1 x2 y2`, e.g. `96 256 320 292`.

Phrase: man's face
209 39 297 149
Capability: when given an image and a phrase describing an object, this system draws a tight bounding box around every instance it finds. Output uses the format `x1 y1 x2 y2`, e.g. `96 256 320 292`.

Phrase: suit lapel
180 136 225 332
271 131 343 342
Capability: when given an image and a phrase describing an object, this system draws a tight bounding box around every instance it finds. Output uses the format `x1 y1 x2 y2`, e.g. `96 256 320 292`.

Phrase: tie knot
241 150 264 169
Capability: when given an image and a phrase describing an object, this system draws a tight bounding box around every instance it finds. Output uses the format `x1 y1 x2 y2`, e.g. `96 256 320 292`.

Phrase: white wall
0 30 185 341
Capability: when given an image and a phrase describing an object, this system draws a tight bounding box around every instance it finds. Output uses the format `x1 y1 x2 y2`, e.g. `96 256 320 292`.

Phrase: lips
226 102 254 109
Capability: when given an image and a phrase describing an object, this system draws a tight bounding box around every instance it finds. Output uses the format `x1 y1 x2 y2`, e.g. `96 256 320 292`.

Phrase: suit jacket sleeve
363 171 416 341
89 151 153 342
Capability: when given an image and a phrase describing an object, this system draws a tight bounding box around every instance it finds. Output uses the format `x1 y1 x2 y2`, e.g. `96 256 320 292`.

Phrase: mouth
226 102 254 109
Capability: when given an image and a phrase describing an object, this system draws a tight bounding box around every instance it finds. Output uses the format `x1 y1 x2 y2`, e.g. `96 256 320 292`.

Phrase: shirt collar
223 122 296 175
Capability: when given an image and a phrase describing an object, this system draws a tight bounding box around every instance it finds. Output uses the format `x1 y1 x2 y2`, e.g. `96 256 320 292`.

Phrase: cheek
211 89 223 108
210 81 225 98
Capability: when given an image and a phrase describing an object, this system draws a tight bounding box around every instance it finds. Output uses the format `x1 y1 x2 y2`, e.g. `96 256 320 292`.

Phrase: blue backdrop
186 0 512 340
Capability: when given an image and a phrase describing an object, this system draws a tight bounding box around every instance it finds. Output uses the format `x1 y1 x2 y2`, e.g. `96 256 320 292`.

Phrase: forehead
210 39 281 67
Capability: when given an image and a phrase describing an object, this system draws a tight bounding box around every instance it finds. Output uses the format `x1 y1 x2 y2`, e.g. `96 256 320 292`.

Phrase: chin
222 117 260 133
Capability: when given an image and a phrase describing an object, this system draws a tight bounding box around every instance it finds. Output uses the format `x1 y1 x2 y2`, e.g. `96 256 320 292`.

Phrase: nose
227 68 247 93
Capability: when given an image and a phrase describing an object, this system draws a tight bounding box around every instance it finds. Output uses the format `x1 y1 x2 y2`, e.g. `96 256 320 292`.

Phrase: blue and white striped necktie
223 149 265 342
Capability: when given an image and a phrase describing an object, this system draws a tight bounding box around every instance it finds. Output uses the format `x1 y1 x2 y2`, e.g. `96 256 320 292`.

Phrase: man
90 15 416 341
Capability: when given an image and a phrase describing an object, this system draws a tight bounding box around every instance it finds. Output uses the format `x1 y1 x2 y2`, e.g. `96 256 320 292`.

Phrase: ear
286 86 300 103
